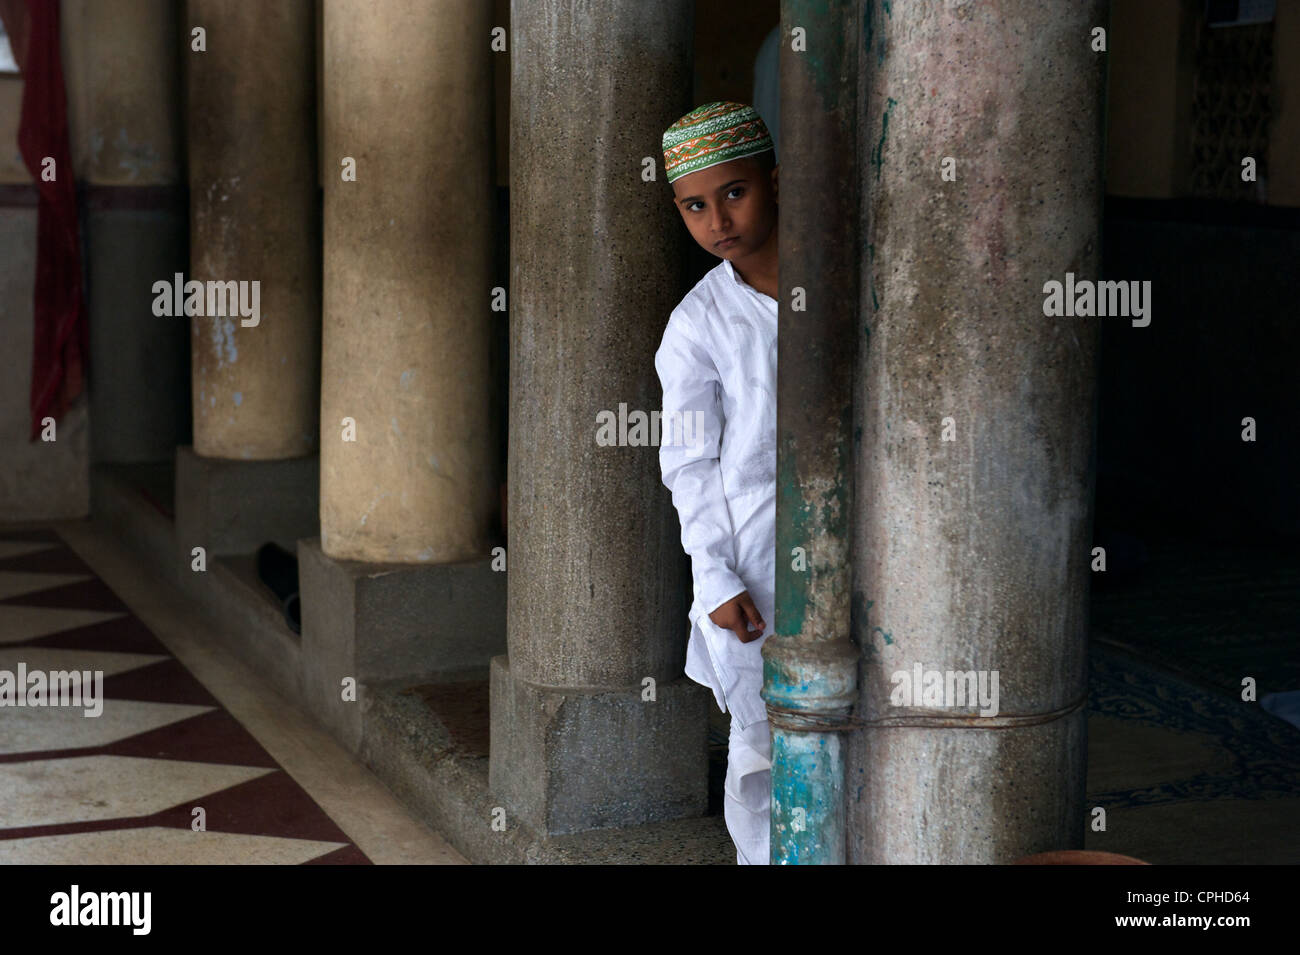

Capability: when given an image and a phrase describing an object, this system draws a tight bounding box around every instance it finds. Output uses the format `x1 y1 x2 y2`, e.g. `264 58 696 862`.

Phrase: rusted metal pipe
763 0 861 865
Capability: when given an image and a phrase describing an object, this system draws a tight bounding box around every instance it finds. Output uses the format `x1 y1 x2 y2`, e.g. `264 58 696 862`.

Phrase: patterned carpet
0 528 370 864
1088 643 1300 807
1084 641 1300 863
1080 532 1300 863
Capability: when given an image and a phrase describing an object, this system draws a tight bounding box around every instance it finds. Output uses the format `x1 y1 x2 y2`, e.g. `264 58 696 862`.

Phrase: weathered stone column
187 0 319 461
848 1 1106 863
488 0 708 835
318 0 496 563
62 0 187 465
299 0 505 752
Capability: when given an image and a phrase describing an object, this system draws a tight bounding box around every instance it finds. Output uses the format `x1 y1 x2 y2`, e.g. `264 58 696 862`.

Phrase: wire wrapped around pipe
764 692 1089 732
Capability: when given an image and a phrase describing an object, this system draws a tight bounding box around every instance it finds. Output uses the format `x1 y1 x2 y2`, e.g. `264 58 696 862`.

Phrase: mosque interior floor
0 525 465 864
2 519 1294 865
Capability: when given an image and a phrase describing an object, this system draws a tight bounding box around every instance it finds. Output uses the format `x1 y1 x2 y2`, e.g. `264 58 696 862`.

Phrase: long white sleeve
655 315 748 616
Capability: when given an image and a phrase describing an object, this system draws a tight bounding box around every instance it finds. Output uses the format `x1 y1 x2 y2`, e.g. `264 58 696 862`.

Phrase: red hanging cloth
4 0 87 440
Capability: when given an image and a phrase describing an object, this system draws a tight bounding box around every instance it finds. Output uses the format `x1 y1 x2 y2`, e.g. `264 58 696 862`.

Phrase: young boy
655 101 778 865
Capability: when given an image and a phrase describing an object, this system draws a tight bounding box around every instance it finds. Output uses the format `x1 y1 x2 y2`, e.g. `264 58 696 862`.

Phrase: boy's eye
686 188 743 213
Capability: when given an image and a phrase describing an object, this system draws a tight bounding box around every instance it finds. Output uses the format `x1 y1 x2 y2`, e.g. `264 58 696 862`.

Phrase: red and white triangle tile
0 529 370 864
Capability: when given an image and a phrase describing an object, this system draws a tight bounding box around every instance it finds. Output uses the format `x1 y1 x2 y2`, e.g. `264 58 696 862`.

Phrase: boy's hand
708 591 766 644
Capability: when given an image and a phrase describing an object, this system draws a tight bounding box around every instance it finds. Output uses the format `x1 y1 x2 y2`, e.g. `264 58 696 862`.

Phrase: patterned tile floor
0 527 455 864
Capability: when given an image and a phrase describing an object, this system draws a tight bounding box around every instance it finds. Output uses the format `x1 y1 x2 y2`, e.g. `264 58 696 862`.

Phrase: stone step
89 462 734 863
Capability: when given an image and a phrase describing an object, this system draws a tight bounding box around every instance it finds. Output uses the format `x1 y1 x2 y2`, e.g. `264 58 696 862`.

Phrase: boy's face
670 155 778 261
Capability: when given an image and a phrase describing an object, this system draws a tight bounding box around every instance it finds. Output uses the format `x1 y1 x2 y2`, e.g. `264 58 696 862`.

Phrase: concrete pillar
63 0 183 188
318 0 495 563
298 0 505 753
61 0 188 464
488 0 708 835
187 0 319 461
848 1 1106 863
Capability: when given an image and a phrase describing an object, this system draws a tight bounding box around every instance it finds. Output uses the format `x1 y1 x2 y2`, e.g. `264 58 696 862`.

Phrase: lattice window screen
1188 17 1274 200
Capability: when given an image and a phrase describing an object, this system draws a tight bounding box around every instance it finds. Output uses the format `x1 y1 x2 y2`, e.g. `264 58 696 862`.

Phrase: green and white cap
662 101 774 184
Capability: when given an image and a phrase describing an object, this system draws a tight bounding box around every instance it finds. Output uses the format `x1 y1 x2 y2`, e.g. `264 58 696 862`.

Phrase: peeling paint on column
209 317 238 368
112 128 162 181
875 1 889 66
869 96 897 182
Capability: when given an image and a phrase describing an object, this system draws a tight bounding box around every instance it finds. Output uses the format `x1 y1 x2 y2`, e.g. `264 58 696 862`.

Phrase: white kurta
656 257 777 864
655 257 777 727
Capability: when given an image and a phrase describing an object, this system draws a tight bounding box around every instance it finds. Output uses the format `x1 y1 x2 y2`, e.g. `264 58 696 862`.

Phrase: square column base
298 538 507 752
174 445 319 558
488 654 710 836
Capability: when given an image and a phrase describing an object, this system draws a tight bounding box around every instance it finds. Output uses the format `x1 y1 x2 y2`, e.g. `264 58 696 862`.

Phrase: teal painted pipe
764 0 861 864
765 646 857 863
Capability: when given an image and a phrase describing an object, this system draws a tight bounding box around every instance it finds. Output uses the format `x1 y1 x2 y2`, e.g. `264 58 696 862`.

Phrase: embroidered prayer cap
662 101 774 184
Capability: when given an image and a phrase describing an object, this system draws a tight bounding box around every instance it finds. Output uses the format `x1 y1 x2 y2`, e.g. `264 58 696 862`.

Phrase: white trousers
723 715 772 865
